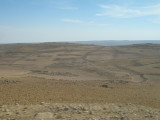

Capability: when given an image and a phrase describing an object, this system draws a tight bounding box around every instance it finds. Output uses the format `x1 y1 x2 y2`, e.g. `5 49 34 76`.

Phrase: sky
0 0 160 43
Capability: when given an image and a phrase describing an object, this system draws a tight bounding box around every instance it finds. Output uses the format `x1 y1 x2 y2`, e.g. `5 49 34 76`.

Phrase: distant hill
70 40 160 46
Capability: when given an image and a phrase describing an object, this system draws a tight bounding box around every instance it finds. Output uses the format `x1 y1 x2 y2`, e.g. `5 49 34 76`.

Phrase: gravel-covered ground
0 43 160 120
0 103 160 120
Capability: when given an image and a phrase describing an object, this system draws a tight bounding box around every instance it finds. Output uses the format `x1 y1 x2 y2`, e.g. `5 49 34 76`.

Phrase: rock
34 112 53 120
4 109 9 112
16 112 19 114
101 84 108 88
55 115 63 119
40 102 45 105
72 107 77 110
63 107 69 111
0 103 160 120
89 111 93 115
77 111 81 114
0 105 3 108
15 103 19 106
120 116 125 120
23 107 28 110
6 112 11 115
92 118 96 120
81 107 87 111
7 118 15 120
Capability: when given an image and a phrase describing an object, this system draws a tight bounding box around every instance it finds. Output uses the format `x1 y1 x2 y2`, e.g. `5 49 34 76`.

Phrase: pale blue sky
0 0 160 43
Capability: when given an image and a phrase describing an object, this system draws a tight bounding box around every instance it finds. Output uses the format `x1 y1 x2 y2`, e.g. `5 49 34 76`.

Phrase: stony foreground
0 103 160 120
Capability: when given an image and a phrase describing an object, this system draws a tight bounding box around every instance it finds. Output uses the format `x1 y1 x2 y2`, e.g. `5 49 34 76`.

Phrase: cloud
61 18 83 23
96 4 160 18
59 7 78 10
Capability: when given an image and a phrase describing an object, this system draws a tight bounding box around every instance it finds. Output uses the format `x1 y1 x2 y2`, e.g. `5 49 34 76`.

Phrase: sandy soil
0 77 160 109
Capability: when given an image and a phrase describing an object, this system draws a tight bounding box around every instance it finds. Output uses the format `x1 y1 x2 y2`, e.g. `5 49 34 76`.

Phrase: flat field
0 43 160 108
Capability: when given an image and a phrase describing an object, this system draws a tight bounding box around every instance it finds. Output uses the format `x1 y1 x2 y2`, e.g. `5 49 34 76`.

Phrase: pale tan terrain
1 103 160 120
0 42 160 119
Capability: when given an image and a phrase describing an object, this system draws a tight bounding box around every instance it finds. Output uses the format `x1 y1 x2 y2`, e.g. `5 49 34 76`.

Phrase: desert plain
0 42 160 120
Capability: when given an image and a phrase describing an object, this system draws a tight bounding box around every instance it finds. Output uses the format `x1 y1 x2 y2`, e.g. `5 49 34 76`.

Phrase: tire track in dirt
115 65 148 82
82 46 106 63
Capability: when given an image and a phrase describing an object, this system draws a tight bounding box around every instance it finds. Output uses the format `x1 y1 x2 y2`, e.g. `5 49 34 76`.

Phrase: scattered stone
6 112 11 115
16 112 19 114
23 107 28 109
89 111 93 115
34 112 53 120
92 118 96 120
101 84 108 88
77 111 81 114
63 107 69 111
82 107 87 111
0 103 159 120
56 114 63 119
15 103 19 106
72 107 77 110
40 102 45 105
4 109 9 112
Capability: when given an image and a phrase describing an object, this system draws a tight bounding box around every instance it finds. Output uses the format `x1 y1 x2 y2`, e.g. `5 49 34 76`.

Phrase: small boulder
101 84 108 88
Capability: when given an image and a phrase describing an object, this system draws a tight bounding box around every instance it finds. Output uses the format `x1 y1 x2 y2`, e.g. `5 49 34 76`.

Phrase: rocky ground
0 43 160 120
0 103 160 120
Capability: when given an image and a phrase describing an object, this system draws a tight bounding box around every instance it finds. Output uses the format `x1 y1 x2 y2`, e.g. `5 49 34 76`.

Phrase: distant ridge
1 40 160 46
70 40 160 46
